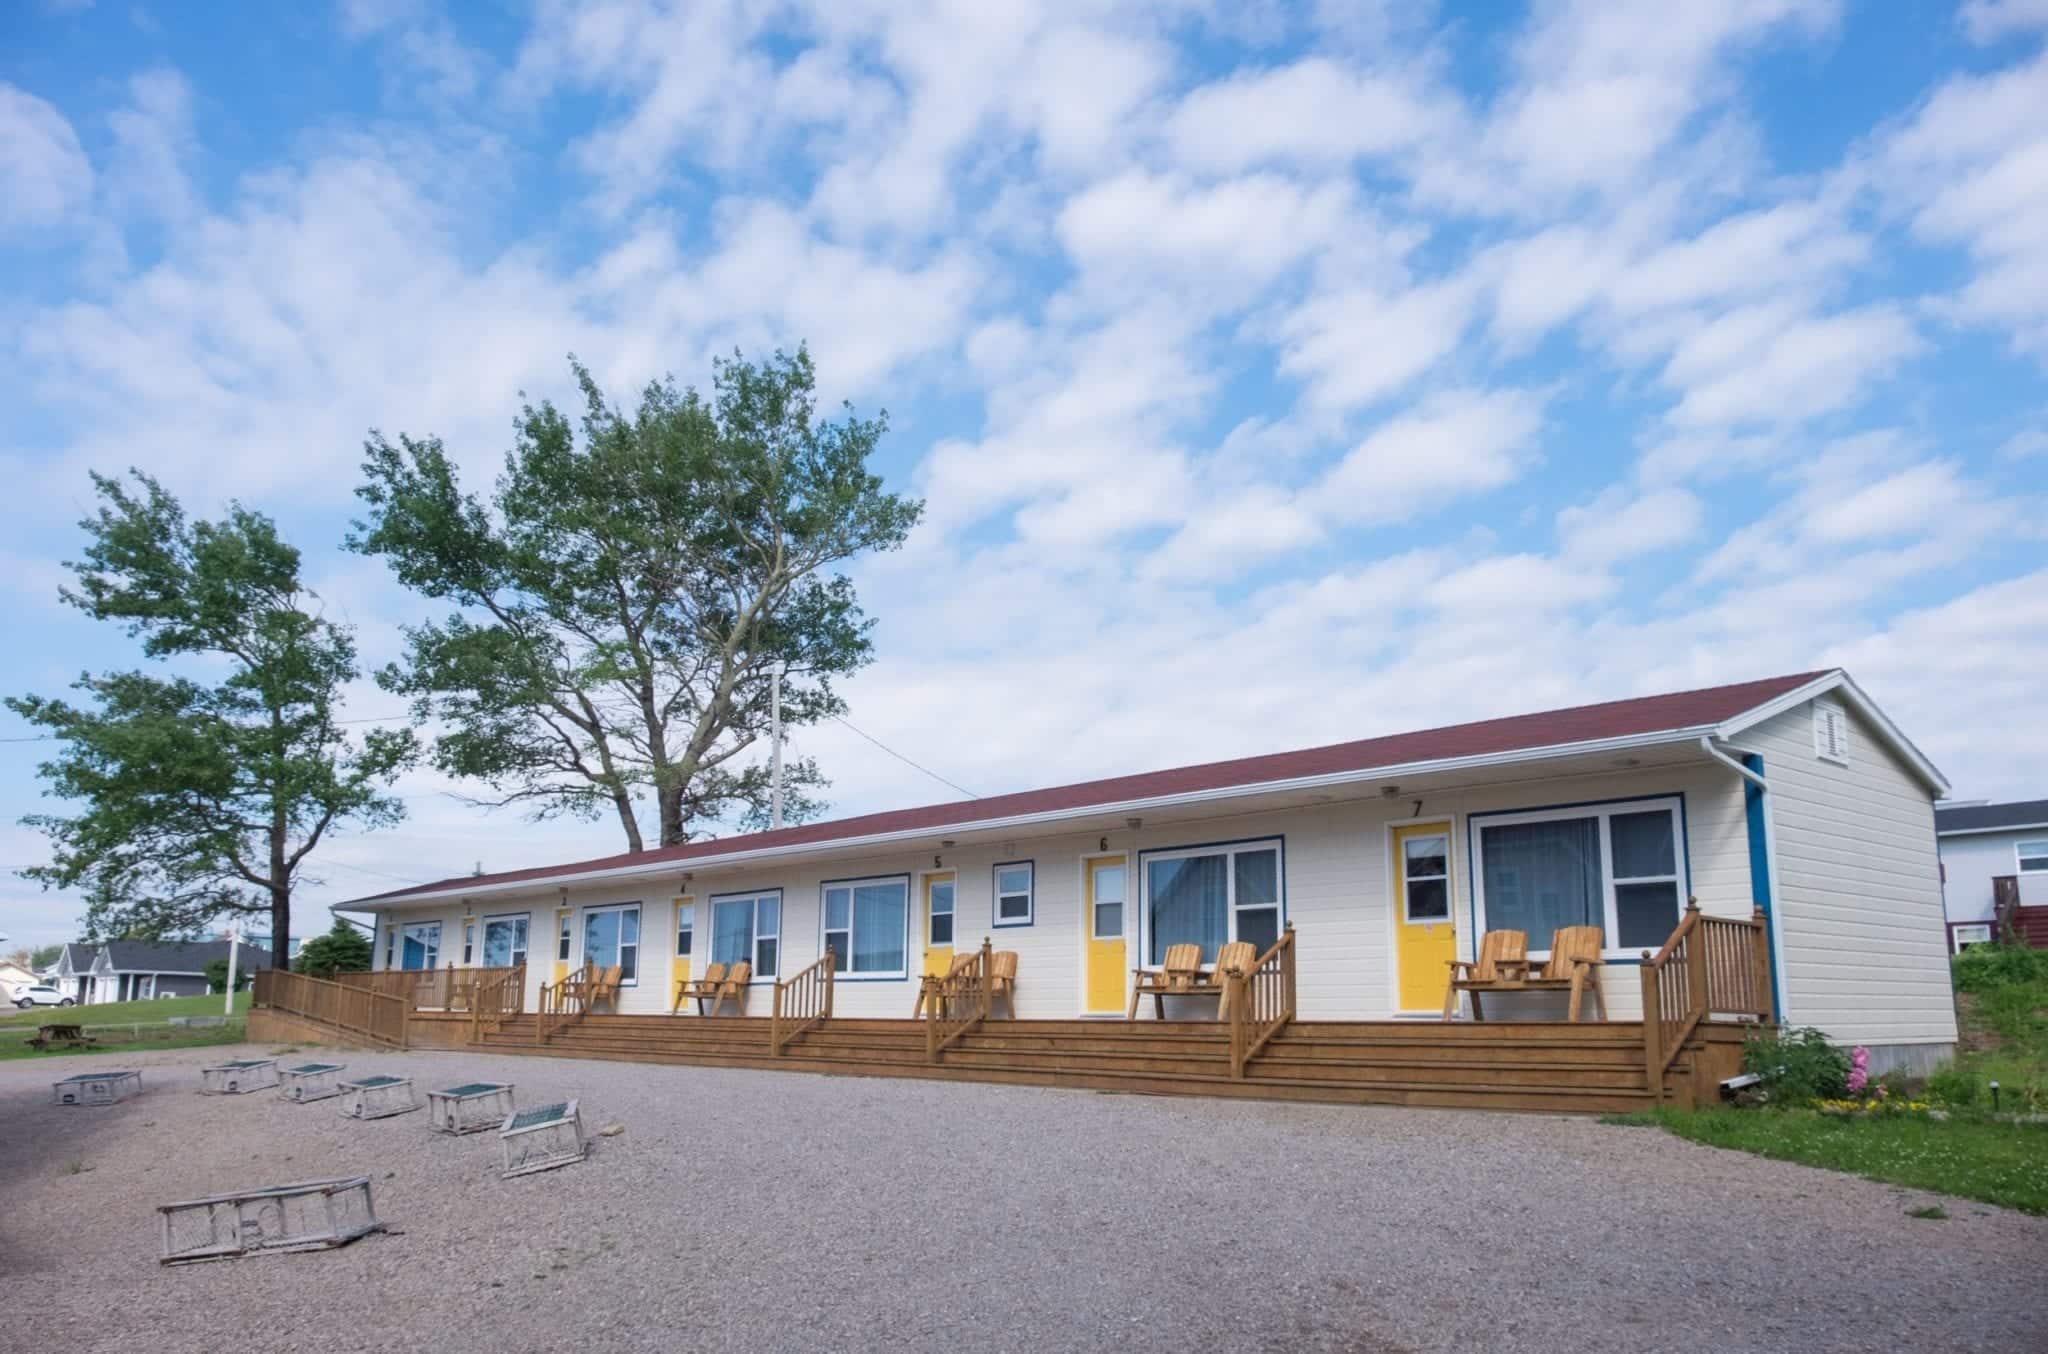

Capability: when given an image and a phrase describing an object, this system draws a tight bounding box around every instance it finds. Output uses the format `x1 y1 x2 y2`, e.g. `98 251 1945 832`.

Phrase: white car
12 984 73 1009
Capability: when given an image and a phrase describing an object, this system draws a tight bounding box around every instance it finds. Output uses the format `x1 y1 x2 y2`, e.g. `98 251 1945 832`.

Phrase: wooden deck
453 1013 1748 1114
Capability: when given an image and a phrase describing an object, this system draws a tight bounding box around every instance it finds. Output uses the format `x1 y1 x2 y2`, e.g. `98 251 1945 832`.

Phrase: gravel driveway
4 1043 2042 1353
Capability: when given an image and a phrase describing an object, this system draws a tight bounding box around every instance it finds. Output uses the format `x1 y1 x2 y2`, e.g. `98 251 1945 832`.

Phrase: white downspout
1700 736 1767 787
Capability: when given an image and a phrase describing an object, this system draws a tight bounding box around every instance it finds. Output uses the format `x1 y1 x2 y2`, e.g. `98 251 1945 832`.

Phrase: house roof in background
59 943 98 971
95 939 272 974
1936 799 2048 836
344 670 1873 909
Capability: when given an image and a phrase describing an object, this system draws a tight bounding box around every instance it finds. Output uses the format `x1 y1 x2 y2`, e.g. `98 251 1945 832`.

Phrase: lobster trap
200 1059 280 1095
158 1176 382 1265
52 1069 141 1106
279 1062 348 1103
500 1099 586 1177
427 1081 514 1135
337 1074 420 1120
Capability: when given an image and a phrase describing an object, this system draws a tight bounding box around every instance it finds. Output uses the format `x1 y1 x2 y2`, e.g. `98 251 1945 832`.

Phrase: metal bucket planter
427 1081 514 1135
500 1099 586 1177
279 1063 348 1103
200 1059 280 1095
158 1176 381 1265
337 1075 420 1120
53 1069 142 1106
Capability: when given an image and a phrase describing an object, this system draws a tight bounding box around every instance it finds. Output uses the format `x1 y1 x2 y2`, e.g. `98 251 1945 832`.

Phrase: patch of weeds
1597 1111 1662 1127
1906 1204 1948 1220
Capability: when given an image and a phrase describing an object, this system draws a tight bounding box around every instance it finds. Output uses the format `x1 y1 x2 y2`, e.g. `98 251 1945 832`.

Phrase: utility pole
770 661 786 831
223 923 240 1017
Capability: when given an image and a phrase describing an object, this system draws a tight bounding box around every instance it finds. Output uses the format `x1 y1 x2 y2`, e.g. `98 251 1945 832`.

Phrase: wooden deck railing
253 969 410 1048
536 962 595 1044
1226 926 1296 1079
468 965 526 1043
1640 901 1773 1100
334 964 524 1013
771 948 835 1056
926 939 993 1062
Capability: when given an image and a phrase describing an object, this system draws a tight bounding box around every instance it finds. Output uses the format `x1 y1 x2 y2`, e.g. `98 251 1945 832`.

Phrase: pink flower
1846 1046 1870 1096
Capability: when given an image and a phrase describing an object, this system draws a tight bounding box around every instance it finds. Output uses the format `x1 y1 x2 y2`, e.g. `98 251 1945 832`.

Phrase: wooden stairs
468 1014 1728 1114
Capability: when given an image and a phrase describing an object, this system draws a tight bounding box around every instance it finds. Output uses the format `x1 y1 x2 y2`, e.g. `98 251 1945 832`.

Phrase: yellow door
922 873 956 976
552 907 573 985
1082 854 1128 1015
1393 824 1457 1013
670 897 694 1012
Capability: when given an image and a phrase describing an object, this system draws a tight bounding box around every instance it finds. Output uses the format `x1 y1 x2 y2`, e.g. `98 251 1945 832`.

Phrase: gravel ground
4 1043 2044 1354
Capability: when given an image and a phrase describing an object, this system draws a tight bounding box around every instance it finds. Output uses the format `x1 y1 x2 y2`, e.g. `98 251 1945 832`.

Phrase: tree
8 473 416 966
205 956 254 994
351 347 920 850
296 918 374 977
29 944 63 970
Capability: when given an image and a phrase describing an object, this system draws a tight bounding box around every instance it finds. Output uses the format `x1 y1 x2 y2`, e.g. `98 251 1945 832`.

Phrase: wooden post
824 946 835 1019
1640 953 1662 1104
1226 970 1247 1080
1282 924 1297 1022
1686 919 1708 1025
1750 908 1774 1021
770 977 783 1057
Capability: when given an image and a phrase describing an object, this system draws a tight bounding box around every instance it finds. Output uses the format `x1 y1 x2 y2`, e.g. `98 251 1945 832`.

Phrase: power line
828 715 979 800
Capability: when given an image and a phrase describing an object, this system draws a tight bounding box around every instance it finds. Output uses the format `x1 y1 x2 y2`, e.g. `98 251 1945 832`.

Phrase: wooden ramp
470 1014 1739 1114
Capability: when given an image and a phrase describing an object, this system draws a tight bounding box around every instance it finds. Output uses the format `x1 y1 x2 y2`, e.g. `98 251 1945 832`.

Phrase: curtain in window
1149 855 1228 963
1481 818 1602 942
711 899 754 966
852 882 907 973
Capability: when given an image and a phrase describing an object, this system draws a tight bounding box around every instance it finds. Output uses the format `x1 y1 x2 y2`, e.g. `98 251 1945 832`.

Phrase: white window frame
481 913 530 968
711 890 781 981
1950 922 1993 952
461 920 476 966
926 874 956 949
1400 829 1453 924
382 919 396 970
1813 701 1850 764
820 874 912 980
556 911 574 963
675 900 695 959
993 860 1035 928
1471 796 1689 960
581 903 642 987
400 921 442 971
1138 838 1285 966
2017 840 2048 874
1090 858 1126 941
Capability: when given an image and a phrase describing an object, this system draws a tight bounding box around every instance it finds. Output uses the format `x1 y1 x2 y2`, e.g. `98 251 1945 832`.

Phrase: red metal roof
348 670 1829 904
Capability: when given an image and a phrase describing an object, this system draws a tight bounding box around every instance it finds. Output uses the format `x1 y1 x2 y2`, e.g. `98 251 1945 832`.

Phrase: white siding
1938 829 2048 922
1730 700 1955 1049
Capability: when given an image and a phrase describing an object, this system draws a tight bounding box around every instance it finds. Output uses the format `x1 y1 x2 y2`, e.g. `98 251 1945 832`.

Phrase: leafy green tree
29 944 64 970
8 474 416 965
296 918 374 977
204 956 254 994
351 347 920 850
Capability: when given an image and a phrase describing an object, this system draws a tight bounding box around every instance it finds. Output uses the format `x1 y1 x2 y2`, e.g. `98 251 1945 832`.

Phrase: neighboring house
1935 798 2048 950
86 939 274 1002
52 943 99 1003
344 669 1959 1075
0 959 40 996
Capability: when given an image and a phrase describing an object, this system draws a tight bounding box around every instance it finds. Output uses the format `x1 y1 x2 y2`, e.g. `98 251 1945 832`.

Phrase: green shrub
1952 943 2048 993
1743 1025 1850 1103
1925 1063 1979 1107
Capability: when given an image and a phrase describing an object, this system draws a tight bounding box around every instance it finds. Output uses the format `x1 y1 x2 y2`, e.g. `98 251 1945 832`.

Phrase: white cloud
1057 170 1354 298
0 83 93 230
1318 388 1546 523
105 68 198 223
1277 276 1481 412
1163 56 1456 173
1558 486 1704 565
1662 301 1921 426
1959 0 2048 42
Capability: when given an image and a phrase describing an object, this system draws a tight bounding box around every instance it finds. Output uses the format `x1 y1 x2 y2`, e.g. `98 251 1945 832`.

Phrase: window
994 861 1034 927
1950 922 1993 952
2018 840 2048 874
1143 840 1283 964
1402 833 1451 921
556 912 573 963
582 904 641 985
822 876 910 976
711 892 780 979
481 914 529 967
675 901 695 957
1091 860 1125 939
400 922 441 971
461 921 476 965
1474 798 1685 956
382 920 396 969
1813 702 1850 763
928 878 955 947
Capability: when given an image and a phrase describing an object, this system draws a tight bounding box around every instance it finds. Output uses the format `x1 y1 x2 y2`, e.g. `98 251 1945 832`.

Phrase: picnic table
27 1023 98 1052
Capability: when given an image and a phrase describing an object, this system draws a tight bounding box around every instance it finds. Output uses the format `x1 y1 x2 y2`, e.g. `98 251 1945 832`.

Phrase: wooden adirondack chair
674 962 723 1014
1213 940 1259 1020
1128 942 1204 1018
1441 929 1529 1021
914 951 978 1017
1526 926 1606 1021
989 950 1019 1019
587 964 624 1014
678 961 751 1016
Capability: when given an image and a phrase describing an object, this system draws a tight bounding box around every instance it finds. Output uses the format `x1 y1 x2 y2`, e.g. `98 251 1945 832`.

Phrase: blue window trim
1463 792 1690 966
1135 834 1288 967
709 887 784 984
817 873 912 982
992 859 1036 929
1741 753 1784 1018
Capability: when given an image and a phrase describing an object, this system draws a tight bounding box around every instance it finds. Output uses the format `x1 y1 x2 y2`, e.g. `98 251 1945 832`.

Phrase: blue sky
2 0 2045 951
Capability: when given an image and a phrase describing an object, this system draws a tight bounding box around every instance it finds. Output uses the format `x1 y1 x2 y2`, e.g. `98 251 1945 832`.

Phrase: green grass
1632 1106 2048 1215
0 989 250 1027
0 1022 246 1062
